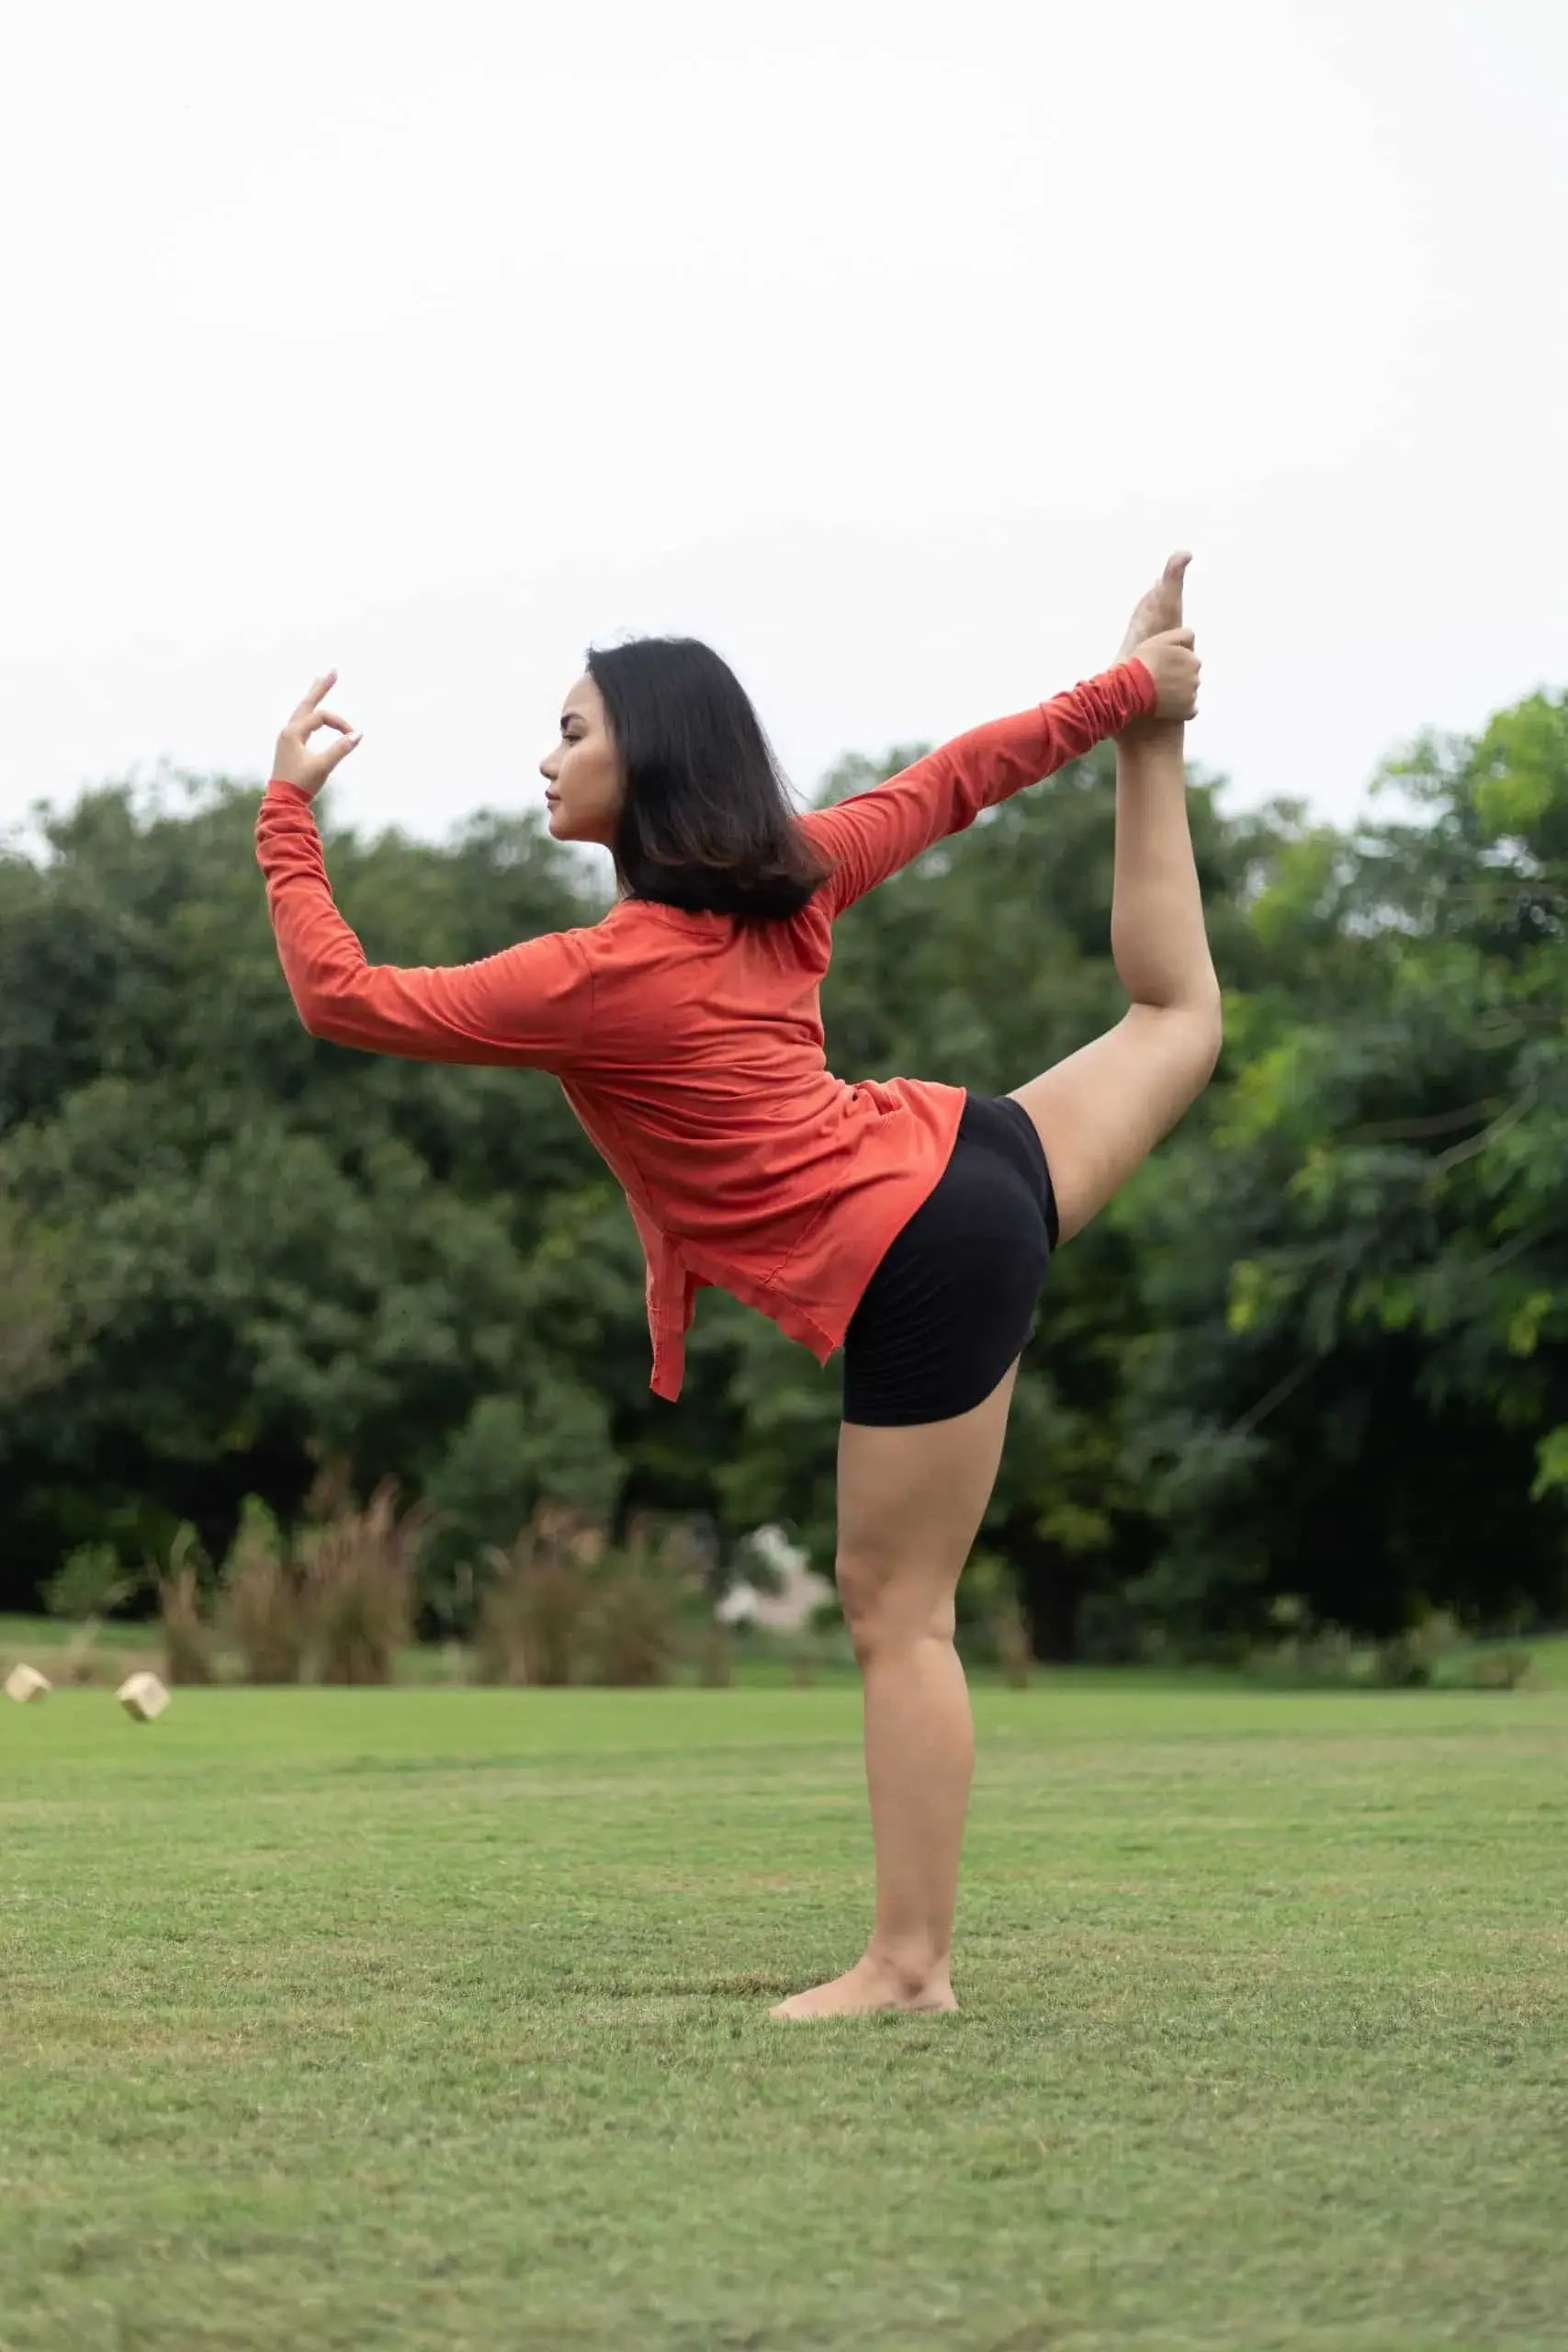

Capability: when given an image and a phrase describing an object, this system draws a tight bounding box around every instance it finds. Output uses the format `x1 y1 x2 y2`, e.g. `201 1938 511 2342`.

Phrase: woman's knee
1188 989 1225 1087
836 1553 956 1662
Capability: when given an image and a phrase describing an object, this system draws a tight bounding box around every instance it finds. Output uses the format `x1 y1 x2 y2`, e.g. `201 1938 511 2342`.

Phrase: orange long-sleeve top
255 656 1156 1400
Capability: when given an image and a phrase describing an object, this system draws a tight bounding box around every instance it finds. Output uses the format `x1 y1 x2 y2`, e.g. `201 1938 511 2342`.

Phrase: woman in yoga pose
256 551 1217 2018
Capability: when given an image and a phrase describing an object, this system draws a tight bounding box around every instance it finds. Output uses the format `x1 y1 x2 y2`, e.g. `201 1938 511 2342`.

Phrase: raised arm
253 673 594 1069
255 782 594 1069
798 658 1160 919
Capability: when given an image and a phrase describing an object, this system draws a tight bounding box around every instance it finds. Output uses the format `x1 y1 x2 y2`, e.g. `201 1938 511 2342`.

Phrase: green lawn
5 1678 1566 2351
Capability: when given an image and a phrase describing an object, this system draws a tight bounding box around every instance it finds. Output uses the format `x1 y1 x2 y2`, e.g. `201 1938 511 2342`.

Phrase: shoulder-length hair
585 636 829 922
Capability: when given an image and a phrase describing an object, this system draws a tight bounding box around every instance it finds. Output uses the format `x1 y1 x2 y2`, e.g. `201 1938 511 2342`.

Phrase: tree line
3 686 1565 1657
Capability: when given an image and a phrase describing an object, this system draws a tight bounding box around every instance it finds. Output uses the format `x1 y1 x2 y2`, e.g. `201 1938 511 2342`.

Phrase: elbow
294 989 344 1045
286 957 376 1046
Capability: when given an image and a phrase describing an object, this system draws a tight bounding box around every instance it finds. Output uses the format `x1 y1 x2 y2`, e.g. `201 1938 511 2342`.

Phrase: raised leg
1010 554 1223 1240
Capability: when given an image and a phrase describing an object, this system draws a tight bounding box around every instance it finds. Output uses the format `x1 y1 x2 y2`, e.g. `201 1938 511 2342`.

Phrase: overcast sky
1 0 1562 855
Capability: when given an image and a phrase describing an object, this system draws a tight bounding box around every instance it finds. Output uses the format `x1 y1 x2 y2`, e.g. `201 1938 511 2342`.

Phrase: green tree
3 694 1564 1656
1113 696 1568 1646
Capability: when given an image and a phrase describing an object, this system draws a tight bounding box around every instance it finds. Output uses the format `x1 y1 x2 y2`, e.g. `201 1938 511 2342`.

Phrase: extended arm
798 658 1159 918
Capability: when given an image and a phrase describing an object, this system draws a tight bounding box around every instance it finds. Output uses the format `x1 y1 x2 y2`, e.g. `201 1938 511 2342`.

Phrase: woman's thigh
836 1363 1019 1640
1009 1001 1222 1247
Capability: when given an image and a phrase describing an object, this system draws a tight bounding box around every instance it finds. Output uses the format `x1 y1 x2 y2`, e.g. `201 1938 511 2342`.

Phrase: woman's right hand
1132 627 1201 721
271 670 362 802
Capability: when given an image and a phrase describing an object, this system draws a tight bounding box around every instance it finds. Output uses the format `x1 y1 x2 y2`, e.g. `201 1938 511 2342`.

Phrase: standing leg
770 1364 1019 2019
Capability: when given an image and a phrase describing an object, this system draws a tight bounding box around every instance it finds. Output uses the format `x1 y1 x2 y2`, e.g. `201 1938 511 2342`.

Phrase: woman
256 553 1218 2019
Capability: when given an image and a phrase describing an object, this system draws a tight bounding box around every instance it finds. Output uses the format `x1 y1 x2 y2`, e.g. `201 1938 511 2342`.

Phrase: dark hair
585 636 829 922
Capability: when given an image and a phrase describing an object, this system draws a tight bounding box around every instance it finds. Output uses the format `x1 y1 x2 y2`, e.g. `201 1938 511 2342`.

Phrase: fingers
288 704 356 743
1134 620 1202 722
326 728 363 771
287 671 341 729
1163 551 1192 586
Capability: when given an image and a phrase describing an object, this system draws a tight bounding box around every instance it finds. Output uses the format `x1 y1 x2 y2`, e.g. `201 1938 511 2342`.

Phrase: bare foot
769 1955 957 2020
1117 548 1191 662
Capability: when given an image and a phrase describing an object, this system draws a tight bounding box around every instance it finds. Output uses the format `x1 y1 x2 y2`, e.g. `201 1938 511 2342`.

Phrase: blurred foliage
3 692 1567 1657
43 1541 137 1622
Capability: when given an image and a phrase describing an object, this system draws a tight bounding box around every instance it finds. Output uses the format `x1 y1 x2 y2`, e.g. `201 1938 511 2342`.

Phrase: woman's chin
547 806 612 849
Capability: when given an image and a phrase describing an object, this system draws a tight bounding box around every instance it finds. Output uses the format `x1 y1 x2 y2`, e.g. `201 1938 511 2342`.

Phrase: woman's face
539 674 624 846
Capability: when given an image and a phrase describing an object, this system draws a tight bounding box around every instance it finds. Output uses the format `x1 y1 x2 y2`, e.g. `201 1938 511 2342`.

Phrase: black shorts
841 1092 1058 1427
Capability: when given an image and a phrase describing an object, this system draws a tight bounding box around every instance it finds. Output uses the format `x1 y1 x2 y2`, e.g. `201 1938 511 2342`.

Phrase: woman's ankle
863 1939 953 1997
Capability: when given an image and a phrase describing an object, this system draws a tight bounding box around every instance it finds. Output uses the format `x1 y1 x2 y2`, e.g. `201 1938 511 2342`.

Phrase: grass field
5 1671 1566 2351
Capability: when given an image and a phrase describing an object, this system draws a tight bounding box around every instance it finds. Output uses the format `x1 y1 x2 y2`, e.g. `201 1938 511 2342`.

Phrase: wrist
1118 712 1184 748
1121 653 1161 719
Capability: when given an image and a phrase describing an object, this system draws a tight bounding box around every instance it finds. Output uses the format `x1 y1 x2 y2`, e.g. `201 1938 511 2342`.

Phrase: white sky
1 0 1562 850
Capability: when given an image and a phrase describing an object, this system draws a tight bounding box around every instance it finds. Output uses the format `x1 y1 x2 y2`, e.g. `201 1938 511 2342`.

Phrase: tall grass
991 1590 1034 1689
472 1506 703 1688
474 1505 603 1686
297 1476 428 1686
220 1498 306 1685
158 1526 215 1686
587 1512 694 1688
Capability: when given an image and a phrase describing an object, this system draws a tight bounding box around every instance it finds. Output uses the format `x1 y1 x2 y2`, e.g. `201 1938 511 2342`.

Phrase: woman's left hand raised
271 671 362 801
